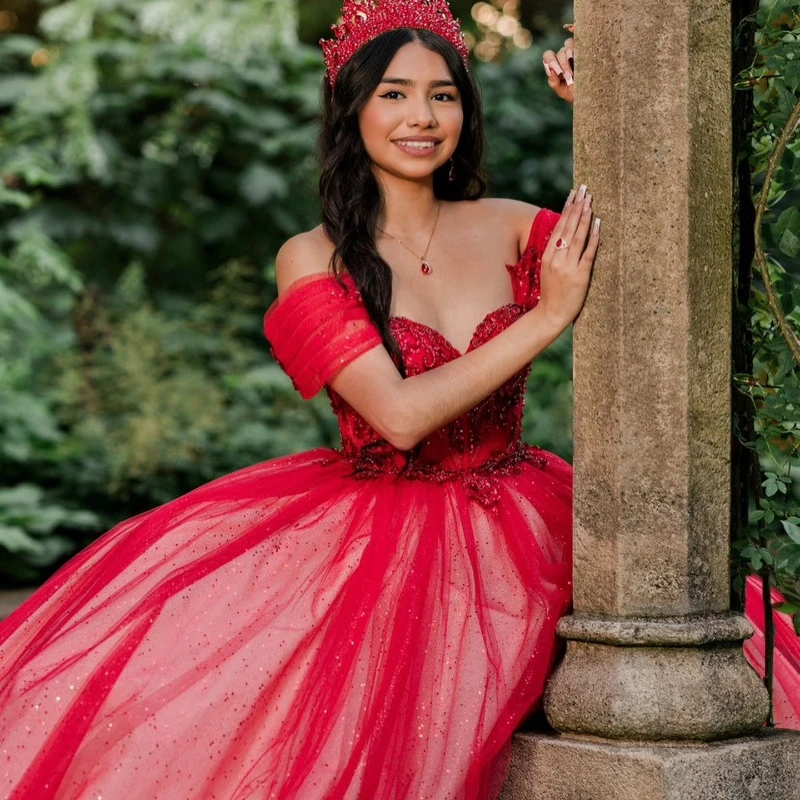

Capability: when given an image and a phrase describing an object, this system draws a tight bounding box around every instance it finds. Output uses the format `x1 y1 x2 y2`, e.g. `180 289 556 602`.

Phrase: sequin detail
321 0 470 87
267 209 561 508
329 303 547 509
346 443 549 508
506 207 560 311
0 209 576 800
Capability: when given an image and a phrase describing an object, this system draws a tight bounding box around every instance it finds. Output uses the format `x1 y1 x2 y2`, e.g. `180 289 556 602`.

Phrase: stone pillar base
499 730 800 800
544 613 769 741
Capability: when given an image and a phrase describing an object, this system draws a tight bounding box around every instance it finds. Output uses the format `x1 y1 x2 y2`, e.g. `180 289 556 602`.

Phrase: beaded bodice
327 298 539 479
263 207 560 503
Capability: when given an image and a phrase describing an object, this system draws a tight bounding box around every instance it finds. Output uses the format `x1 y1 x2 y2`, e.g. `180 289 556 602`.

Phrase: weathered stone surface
504 1 800 796
570 0 734 621
540 0 770 745
543 613 769 741
544 638 769 741
502 731 800 800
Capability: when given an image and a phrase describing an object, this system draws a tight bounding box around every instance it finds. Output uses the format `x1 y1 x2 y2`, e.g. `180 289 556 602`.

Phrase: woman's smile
392 137 443 157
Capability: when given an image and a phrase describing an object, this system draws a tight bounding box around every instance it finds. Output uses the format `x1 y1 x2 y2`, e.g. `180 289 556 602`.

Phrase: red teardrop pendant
421 261 432 275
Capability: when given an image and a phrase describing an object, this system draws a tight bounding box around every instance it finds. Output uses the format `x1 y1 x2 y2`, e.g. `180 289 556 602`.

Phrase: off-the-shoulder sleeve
263 273 382 400
506 207 561 310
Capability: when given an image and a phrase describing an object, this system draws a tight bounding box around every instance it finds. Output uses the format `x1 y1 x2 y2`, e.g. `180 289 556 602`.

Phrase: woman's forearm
389 307 564 449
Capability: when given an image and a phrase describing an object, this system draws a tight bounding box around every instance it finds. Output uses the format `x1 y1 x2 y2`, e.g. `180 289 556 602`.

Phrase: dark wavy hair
318 28 487 373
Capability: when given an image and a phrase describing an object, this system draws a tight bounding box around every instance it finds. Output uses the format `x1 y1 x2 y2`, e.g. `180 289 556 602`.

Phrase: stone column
501 0 800 797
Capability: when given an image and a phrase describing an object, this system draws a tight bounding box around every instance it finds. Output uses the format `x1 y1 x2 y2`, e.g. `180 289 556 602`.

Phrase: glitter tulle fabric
0 208 795 799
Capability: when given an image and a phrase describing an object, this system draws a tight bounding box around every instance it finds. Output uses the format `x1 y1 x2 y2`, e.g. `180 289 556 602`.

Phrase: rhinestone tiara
321 0 470 88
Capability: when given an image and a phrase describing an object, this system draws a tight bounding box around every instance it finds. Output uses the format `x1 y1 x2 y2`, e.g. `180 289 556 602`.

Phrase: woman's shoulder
457 197 544 253
275 226 336 294
457 196 542 221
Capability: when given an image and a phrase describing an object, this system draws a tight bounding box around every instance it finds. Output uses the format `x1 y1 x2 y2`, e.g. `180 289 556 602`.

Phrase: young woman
1 1 790 798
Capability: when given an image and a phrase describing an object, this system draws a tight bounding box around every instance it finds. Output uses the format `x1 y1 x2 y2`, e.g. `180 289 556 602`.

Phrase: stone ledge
557 612 754 646
501 730 800 800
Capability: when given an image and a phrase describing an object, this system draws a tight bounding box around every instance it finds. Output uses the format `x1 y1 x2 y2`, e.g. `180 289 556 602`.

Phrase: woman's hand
537 186 599 331
543 24 575 104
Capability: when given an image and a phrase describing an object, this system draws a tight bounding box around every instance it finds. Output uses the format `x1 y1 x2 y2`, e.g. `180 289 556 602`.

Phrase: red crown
321 0 470 88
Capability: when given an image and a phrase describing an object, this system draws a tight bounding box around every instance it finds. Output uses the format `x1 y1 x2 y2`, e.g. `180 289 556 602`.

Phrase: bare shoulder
469 197 543 253
275 226 336 294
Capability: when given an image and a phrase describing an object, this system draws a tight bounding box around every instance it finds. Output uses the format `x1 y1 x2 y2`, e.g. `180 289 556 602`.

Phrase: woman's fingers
558 190 590 252
564 37 574 68
543 46 573 87
544 193 578 256
580 218 602 270
547 187 598 262
542 49 564 82
543 44 574 103
571 196 594 255
555 47 573 86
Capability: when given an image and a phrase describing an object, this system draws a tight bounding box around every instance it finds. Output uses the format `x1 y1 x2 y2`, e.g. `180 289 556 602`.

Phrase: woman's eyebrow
380 77 457 88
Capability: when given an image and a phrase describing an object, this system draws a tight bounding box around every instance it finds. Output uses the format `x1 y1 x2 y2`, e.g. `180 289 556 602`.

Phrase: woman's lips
392 140 442 157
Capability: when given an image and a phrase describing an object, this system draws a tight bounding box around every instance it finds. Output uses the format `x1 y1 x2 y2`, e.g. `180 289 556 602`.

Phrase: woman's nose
407 97 437 128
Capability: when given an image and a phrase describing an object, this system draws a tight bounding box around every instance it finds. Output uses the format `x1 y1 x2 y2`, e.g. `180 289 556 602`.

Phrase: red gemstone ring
555 238 570 250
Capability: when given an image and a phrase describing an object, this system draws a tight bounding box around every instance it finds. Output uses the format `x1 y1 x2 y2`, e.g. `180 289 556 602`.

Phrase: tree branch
754 96 800 367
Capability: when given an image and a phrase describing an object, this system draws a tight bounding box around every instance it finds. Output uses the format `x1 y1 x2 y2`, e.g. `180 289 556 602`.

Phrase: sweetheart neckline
389 302 524 358
339 262 526 358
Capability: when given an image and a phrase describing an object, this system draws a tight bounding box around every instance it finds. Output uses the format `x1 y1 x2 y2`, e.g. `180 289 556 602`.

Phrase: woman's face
358 41 464 184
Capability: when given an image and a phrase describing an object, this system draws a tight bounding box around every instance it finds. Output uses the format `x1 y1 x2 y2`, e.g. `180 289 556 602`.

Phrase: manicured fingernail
577 184 587 201
543 62 552 77
551 61 563 76
584 192 592 209
593 218 602 235
565 73 574 87
564 189 576 208
566 48 574 62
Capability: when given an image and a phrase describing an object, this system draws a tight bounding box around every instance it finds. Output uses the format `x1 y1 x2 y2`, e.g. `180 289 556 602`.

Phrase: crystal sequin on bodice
326 281 548 505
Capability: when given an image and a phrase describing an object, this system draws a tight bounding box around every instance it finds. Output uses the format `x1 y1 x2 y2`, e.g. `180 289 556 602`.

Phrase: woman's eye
434 92 457 102
381 91 404 100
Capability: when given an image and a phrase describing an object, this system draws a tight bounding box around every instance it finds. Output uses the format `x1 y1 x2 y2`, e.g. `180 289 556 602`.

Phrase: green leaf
239 162 288 206
0 76 35 107
778 224 800 258
782 520 800 545
0 524 44 556
0 186 32 210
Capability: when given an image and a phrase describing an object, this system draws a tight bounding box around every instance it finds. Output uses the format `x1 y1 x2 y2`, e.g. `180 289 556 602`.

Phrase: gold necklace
377 201 441 275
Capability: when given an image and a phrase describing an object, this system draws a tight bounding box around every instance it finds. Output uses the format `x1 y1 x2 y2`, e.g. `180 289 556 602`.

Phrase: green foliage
0 2 573 585
0 0 317 297
0 1 328 585
732 0 800 633
0 484 100 584
479 39 574 210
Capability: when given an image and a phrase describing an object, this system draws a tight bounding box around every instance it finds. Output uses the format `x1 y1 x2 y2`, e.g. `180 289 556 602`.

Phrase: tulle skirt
744 573 800 730
0 448 574 799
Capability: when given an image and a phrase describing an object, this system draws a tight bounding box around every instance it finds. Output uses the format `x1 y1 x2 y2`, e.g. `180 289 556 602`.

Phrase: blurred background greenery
0 0 575 584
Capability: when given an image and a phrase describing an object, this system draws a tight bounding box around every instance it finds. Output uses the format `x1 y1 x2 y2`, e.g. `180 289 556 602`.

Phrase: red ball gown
0 209 796 799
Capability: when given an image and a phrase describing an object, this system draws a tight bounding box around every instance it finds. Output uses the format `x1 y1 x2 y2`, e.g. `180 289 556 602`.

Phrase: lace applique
466 304 530 452
270 209 563 508
345 444 548 510
506 207 560 310
327 303 548 509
